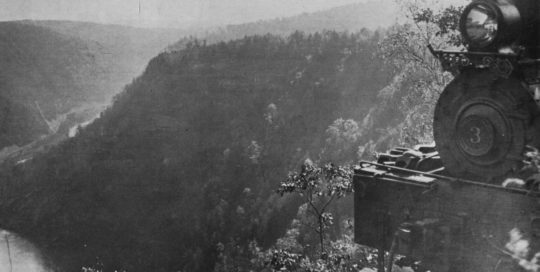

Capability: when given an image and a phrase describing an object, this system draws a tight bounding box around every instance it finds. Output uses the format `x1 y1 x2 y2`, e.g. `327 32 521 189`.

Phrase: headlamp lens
464 4 498 48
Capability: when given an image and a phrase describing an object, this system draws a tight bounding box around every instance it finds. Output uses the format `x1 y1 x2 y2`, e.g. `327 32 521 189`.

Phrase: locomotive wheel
434 69 537 181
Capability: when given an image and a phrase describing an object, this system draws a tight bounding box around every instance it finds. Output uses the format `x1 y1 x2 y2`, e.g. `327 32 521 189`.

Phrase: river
0 230 49 272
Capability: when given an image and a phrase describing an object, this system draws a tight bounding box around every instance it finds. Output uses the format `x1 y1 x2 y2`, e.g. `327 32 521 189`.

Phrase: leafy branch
277 160 354 255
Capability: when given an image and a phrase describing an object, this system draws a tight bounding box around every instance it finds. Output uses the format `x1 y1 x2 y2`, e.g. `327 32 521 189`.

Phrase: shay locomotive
354 0 540 271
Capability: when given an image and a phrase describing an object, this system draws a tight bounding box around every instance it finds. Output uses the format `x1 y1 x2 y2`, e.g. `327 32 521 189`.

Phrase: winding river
0 230 49 272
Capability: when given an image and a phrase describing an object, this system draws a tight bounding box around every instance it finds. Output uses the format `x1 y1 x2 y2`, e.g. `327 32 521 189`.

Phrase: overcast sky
0 0 379 29
0 0 470 29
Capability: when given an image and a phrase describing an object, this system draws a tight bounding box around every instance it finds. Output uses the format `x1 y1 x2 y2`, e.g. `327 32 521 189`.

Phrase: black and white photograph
0 0 538 271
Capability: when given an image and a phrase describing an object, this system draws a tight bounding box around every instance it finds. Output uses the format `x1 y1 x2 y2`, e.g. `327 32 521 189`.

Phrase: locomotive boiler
354 0 540 271
433 0 540 180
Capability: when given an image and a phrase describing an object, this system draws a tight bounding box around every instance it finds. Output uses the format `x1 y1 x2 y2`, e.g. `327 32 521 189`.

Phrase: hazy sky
0 0 470 29
0 0 379 29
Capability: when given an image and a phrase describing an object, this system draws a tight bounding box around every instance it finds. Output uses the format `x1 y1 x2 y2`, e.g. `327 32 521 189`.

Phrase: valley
0 1 459 271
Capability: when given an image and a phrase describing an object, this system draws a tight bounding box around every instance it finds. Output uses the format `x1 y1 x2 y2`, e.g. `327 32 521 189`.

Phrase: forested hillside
0 22 107 148
24 20 185 81
0 21 184 158
0 1 396 153
168 0 395 51
0 31 394 271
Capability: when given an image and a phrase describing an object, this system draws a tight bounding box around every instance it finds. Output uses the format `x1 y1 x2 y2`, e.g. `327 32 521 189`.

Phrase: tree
323 118 362 163
505 228 540 272
377 0 466 145
277 159 354 255
501 148 540 271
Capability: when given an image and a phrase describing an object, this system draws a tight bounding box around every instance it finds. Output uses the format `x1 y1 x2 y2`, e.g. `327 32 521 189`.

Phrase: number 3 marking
470 127 481 144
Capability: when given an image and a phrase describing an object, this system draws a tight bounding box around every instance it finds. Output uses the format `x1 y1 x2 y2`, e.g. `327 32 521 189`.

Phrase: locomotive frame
354 147 540 272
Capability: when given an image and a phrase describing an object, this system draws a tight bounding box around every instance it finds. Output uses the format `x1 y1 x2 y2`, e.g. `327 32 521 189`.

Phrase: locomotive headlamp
462 4 498 48
460 0 521 51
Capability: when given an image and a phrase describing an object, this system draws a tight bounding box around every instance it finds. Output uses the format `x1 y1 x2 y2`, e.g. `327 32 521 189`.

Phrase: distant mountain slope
0 31 394 271
1 0 396 150
0 21 185 150
24 20 185 79
0 22 107 147
169 0 396 50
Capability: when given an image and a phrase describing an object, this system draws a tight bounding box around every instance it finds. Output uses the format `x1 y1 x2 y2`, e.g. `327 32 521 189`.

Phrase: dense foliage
353 1 463 151
0 30 393 271
1 2 499 271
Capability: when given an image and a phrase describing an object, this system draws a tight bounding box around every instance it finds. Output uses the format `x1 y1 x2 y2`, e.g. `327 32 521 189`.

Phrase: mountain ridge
168 0 396 50
0 20 186 151
0 30 394 271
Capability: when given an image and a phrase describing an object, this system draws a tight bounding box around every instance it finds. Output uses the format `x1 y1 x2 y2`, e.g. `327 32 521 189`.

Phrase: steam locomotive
354 0 540 271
